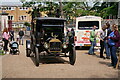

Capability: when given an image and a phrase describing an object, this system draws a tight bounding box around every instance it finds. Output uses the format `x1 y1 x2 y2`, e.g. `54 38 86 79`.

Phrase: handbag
2 38 5 41
108 32 115 46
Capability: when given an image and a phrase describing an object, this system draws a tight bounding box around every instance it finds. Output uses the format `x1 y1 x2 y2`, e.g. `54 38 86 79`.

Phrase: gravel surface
1 39 119 78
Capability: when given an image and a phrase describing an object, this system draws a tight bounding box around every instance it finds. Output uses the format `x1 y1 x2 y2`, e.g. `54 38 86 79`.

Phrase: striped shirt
99 30 106 40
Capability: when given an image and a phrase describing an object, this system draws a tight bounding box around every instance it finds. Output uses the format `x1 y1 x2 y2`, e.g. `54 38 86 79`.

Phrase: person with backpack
108 24 120 68
18 29 24 45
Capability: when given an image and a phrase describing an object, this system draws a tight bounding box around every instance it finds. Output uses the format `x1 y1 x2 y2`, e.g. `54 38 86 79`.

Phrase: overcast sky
1 0 20 2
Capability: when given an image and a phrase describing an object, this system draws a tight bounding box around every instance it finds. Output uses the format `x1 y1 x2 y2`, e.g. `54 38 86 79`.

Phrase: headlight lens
27 44 30 48
44 43 49 49
63 44 67 49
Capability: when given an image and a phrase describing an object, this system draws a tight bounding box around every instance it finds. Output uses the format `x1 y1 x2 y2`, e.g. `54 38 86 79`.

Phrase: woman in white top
99 25 106 59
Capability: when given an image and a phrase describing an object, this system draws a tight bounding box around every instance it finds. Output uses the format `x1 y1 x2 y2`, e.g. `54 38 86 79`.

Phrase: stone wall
102 19 118 27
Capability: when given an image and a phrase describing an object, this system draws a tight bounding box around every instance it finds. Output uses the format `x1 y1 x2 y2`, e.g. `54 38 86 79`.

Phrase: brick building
0 2 32 28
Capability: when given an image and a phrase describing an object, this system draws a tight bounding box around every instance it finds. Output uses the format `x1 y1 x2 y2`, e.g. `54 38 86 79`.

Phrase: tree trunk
59 0 63 18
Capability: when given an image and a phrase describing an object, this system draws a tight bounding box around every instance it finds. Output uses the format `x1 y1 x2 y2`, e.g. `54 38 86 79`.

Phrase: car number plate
84 44 91 46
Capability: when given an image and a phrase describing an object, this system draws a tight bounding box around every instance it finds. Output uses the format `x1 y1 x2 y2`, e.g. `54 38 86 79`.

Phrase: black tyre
69 47 76 65
35 47 39 67
26 49 31 57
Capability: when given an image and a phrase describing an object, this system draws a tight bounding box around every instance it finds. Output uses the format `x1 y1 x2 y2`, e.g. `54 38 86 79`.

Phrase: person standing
18 29 24 45
88 25 97 55
9 29 14 41
99 25 106 59
2 28 10 53
108 24 120 68
70 28 75 44
104 22 111 59
68 28 75 44
66 29 70 36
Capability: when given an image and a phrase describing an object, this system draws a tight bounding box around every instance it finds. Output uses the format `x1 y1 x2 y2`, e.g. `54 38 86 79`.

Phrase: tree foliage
21 0 119 20
24 22 30 27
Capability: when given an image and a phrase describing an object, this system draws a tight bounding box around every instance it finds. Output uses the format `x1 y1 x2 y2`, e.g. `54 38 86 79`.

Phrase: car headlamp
27 44 31 48
44 43 49 49
63 44 67 49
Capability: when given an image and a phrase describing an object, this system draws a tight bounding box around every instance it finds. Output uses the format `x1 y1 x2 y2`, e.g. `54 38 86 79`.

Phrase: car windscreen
78 21 99 30
44 27 63 34
36 20 64 32
43 27 63 41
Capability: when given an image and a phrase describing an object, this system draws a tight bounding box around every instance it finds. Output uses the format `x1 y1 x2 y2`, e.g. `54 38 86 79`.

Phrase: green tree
91 2 118 19
24 22 30 27
21 1 119 21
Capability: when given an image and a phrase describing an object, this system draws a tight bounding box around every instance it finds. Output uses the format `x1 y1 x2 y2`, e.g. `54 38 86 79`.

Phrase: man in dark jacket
18 29 24 45
68 28 75 44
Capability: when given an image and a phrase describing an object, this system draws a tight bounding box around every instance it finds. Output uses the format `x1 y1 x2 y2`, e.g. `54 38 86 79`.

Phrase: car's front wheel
69 47 76 65
26 49 31 57
35 47 39 67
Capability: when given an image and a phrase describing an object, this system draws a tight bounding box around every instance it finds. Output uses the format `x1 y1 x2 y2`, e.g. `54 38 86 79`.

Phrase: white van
75 16 102 47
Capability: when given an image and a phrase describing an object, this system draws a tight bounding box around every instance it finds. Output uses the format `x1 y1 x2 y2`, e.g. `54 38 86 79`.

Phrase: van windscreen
78 21 99 30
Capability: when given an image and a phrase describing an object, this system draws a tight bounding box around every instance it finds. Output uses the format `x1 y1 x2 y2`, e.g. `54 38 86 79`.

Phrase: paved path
1 39 119 78
0 56 2 80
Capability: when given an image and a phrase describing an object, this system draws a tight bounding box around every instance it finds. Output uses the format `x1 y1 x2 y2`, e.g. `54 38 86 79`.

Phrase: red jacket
110 30 120 47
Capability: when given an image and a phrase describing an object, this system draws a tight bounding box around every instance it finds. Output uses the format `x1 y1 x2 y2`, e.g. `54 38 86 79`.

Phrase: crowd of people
1 22 120 68
2 28 24 54
88 22 120 68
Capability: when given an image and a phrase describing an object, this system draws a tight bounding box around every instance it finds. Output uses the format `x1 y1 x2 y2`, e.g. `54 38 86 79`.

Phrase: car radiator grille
50 42 61 51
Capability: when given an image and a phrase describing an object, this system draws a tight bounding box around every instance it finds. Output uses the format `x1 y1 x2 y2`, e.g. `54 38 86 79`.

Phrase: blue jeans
104 40 111 57
110 46 118 67
88 40 96 54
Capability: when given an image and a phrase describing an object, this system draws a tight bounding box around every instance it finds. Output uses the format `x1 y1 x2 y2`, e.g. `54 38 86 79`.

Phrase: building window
2 7 6 10
19 7 28 10
19 16 27 20
4 7 14 10
12 24 15 27
8 16 14 20
19 24 24 27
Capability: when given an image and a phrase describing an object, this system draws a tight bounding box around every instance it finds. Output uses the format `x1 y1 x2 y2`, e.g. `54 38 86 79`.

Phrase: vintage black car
26 17 76 67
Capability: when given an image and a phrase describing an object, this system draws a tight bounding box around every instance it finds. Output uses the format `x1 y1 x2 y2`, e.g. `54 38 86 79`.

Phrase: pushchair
9 41 20 55
0 39 4 54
